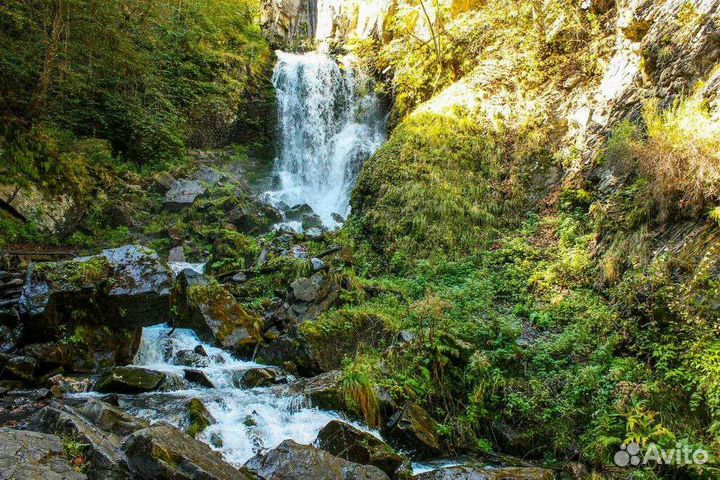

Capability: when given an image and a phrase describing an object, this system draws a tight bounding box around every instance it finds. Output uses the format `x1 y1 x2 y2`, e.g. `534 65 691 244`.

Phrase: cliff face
261 0 393 45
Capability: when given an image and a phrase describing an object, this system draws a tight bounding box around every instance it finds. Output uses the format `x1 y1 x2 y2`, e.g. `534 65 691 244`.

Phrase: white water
263 51 386 230
125 324 374 466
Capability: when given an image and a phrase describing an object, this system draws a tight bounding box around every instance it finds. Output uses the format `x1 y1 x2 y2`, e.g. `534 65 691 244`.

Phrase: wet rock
315 420 412 479
290 273 323 302
232 272 248 283
234 367 287 388
95 366 166 394
244 439 389 480
184 368 215 388
301 213 323 230
187 398 215 438
176 349 210 368
168 246 186 263
78 398 149 436
22 342 79 372
174 281 262 352
194 344 209 357
413 466 555 480
122 424 255 479
20 245 173 344
164 179 207 211
28 402 134 479
286 203 314 221
287 370 343 410
0 428 87 479
0 355 37 383
332 213 346 224
311 258 326 271
228 205 273 234
384 403 443 459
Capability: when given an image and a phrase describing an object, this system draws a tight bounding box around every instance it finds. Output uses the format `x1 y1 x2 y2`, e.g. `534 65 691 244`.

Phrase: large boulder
94 366 166 394
0 428 87 479
234 367 287 388
186 398 215 438
383 403 443 459
315 421 411 479
413 466 555 480
286 370 343 410
163 179 207 211
173 279 263 353
28 401 143 480
20 245 173 344
244 439 389 480
0 355 37 383
121 424 256 479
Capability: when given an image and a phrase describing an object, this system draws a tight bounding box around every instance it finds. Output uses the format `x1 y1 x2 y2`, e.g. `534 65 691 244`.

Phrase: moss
36 256 112 289
187 398 212 438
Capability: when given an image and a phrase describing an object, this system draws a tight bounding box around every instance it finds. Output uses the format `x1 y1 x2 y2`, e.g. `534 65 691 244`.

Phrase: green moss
36 256 112 288
187 398 212 438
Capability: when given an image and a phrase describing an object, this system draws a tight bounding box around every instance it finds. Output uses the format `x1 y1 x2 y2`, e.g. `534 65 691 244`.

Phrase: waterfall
264 51 386 229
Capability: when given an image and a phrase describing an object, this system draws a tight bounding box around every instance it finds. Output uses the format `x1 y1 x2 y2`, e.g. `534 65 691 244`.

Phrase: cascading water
263 51 386 229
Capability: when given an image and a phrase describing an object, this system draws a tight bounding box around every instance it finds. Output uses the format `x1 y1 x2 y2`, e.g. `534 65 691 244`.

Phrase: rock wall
261 0 394 46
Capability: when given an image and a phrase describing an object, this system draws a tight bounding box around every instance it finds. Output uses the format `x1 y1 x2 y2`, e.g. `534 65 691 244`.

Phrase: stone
228 205 273 234
176 349 210 368
0 428 87 479
168 246 186 263
187 398 215 438
78 398 149 436
28 402 136 479
150 171 176 194
311 258 326 271
384 403 443 458
301 213 323 230
122 424 255 479
48 374 92 397
413 466 555 480
94 366 166 393
0 355 37 383
244 439 389 480
286 370 343 410
285 203 314 221
315 420 412 479
22 342 79 372
290 274 323 302
164 179 207 211
194 344 209 357
332 212 346 224
184 368 215 388
20 245 173 344
234 367 287 388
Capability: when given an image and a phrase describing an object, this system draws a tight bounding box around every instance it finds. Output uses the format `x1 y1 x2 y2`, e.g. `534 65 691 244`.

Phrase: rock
290 273 324 302
173 279 262 353
0 355 37 383
122 424 255 479
108 203 136 228
28 402 135 479
244 439 389 480
234 367 287 388
232 272 248 283
168 246 186 263
20 245 173 344
301 213 323 230
332 213 346 224
305 228 325 240
164 179 207 211
48 374 92 397
228 205 273 234
95 366 166 393
315 420 411 479
285 203 314 221
184 368 215 388
187 398 215 438
564 462 590 479
287 370 343 410
78 398 149 436
194 344 209 357
0 428 87 479
150 171 176 194
176 349 210 368
384 403 443 458
311 258 326 271
22 342 79 372
413 466 555 480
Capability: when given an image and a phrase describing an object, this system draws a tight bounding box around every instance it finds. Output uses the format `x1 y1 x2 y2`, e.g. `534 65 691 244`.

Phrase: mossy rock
187 398 215 438
94 366 166 394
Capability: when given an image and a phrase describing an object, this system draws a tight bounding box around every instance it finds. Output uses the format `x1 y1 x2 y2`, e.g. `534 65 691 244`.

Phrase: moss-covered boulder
122 424 256 480
413 466 555 480
234 367 287 388
383 403 443 459
94 366 166 394
286 370 344 410
187 398 215 438
315 420 412 479
174 280 263 353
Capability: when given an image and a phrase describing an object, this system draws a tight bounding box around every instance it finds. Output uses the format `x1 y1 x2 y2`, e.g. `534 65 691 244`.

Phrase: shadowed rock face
0 428 87 480
20 245 173 343
94 366 167 394
413 465 555 480
244 439 390 480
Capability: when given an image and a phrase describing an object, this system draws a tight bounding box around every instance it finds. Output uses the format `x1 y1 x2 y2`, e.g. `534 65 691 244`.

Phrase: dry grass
637 96 720 214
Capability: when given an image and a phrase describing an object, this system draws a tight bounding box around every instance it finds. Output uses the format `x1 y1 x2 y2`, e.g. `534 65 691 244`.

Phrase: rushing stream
263 51 386 230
